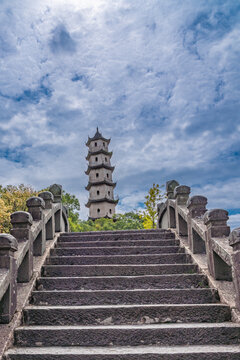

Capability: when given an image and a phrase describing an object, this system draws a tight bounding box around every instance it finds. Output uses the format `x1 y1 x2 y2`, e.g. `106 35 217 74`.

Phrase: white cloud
0 0 240 220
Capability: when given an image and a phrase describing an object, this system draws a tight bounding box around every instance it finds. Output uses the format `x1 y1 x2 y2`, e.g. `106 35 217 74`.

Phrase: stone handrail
158 180 240 311
0 184 69 323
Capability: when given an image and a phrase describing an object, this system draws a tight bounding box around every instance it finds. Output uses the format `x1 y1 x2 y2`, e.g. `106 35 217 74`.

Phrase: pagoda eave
86 137 110 147
85 180 117 191
85 198 119 208
85 164 115 175
86 150 113 161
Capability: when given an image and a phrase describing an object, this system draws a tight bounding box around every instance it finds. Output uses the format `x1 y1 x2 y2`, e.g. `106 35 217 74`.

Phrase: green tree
0 184 37 233
62 191 81 232
71 211 144 232
142 183 165 229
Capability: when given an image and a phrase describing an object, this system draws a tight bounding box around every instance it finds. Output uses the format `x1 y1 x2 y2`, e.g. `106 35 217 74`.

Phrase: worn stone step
59 232 175 242
36 274 208 291
31 288 219 306
42 264 198 277
47 253 192 265
5 345 240 359
14 323 240 347
23 304 231 326
57 239 180 248
60 229 172 236
50 246 184 257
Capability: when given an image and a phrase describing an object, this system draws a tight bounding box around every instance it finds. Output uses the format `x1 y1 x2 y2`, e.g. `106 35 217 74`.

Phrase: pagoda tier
86 128 110 147
85 180 117 191
86 149 112 161
85 128 117 219
85 197 119 208
85 163 115 175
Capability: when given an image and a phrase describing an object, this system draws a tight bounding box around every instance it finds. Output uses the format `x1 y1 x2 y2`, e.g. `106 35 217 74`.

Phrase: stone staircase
4 229 240 359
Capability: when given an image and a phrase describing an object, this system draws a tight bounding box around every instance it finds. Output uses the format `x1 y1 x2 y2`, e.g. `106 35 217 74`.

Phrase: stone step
47 253 192 265
23 304 231 326
14 323 240 347
36 274 208 291
42 264 198 277
5 345 240 359
59 232 175 242
60 229 172 236
57 239 180 248
50 246 184 257
31 288 219 306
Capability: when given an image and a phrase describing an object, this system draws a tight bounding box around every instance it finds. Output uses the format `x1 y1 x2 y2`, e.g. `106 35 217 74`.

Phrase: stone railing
158 180 240 311
0 184 69 323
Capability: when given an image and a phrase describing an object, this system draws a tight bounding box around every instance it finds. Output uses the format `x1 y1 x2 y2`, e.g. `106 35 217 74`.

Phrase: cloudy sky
0 0 240 226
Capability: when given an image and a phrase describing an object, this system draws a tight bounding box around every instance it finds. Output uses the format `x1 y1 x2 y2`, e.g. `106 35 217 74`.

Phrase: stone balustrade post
0 234 18 323
204 209 231 280
166 180 179 199
187 195 208 219
26 196 45 221
49 184 63 231
229 228 240 310
10 211 33 282
39 191 55 240
187 196 208 253
26 197 46 255
174 185 191 236
174 185 191 206
166 180 179 228
38 191 54 209
49 184 62 203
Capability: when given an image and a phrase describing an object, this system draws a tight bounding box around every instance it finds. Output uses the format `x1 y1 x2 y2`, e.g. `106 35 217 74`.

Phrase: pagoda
85 128 118 220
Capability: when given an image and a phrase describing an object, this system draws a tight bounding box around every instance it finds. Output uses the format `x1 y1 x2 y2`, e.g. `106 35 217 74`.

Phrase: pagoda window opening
105 157 107 162
103 142 105 147
97 208 100 213
97 190 100 195
108 191 110 196
96 173 99 178
107 173 109 178
95 157 98 162
95 142 97 147
109 209 112 214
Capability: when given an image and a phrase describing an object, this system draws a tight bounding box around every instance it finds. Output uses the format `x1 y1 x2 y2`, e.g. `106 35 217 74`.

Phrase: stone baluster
26 197 46 255
229 228 240 310
166 180 179 228
49 184 62 203
187 196 208 253
174 185 191 236
39 191 55 240
49 184 63 231
0 234 18 323
187 196 208 218
174 185 191 205
26 196 45 221
10 211 33 282
166 180 179 199
204 209 231 280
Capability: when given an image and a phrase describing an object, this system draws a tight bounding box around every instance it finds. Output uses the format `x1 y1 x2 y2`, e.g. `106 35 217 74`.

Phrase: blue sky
0 0 240 225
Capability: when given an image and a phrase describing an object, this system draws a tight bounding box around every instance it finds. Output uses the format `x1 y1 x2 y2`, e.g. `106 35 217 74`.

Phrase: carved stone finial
38 191 54 209
11 211 33 226
10 211 33 243
166 180 179 199
174 185 191 205
187 195 207 218
49 184 62 203
0 234 18 252
229 228 240 251
26 196 45 221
